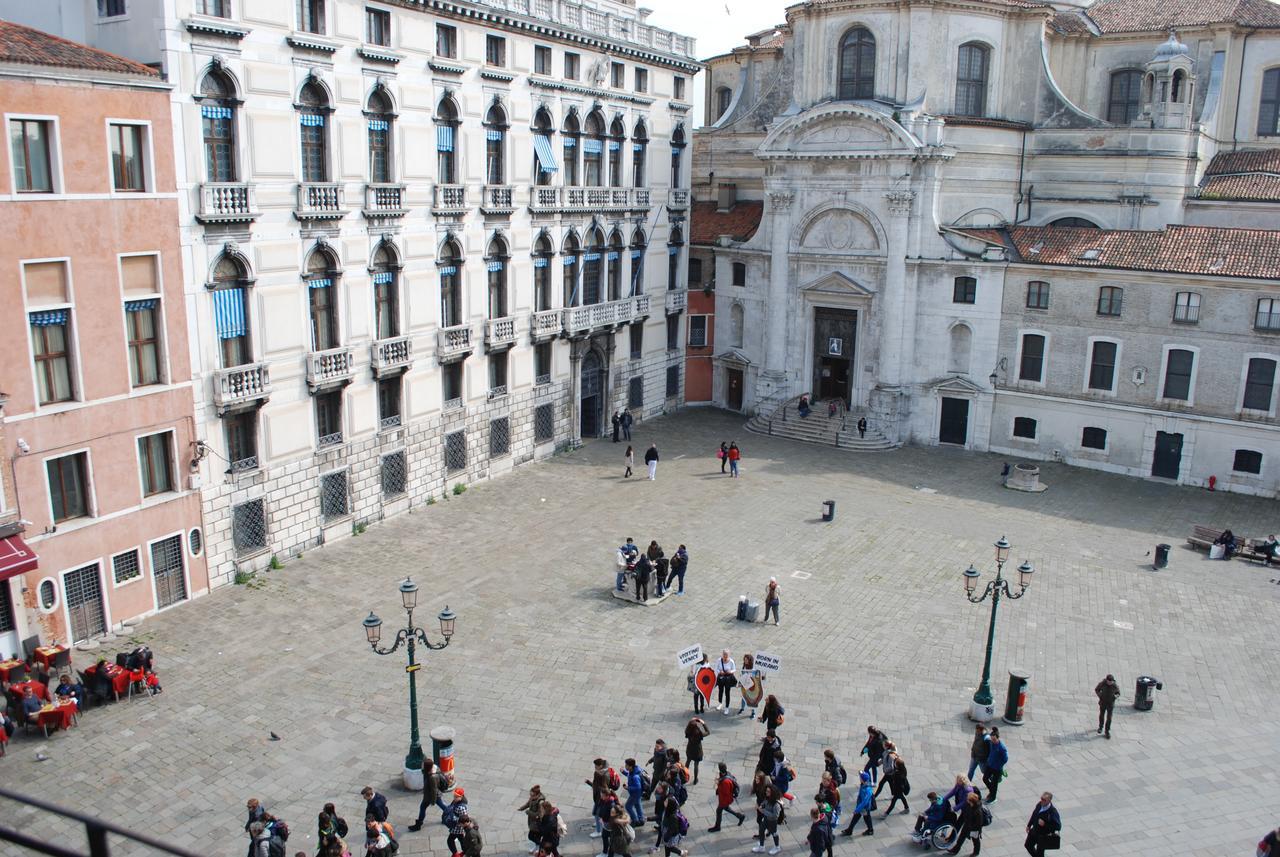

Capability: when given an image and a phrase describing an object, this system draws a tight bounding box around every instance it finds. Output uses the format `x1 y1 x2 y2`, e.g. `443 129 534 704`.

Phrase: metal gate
64 564 106 643
150 535 188 609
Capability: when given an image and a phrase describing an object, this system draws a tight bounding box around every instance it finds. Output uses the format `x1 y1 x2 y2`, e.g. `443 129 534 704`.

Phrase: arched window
439 239 462 327
1107 69 1143 125
632 120 648 188
715 86 732 120
730 303 744 348
200 69 238 182
838 27 876 100
210 252 251 367
583 109 605 186
608 117 625 187
367 88 394 183
484 102 507 185
562 110 580 186
304 246 340 351
486 236 509 318
532 107 557 187
562 232 581 307
629 228 647 296
1049 216 1099 228
533 233 554 311
582 227 604 305
436 96 459 184
608 230 625 301
298 80 330 183
667 225 684 292
371 243 400 339
1260 68 1280 137
670 124 686 189
949 324 972 375
955 43 989 117
1171 69 1186 103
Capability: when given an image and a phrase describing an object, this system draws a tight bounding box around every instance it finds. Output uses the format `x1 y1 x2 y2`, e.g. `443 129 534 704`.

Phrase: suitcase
745 601 761 622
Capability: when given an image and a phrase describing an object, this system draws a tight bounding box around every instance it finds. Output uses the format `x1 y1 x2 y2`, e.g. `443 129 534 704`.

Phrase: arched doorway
580 349 604 437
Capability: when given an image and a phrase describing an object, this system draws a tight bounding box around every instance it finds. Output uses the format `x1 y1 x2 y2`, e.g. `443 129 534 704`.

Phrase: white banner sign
754 651 781 674
676 644 703 669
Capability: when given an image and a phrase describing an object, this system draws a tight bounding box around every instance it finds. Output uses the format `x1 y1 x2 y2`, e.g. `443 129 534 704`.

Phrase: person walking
736 654 763 717
966 725 987 782
644 444 659 480
607 809 634 857
537 802 564 857
860 726 886 785
683 717 707 785
815 770 842 833
822 749 848 790
707 763 745 831
612 411 621 443
460 817 483 857
806 808 832 857
621 408 634 441
690 653 709 714
516 786 546 853
646 739 669 798
947 792 984 855
718 441 729 474
762 578 781 626
883 752 910 816
667 545 688 595
982 734 1008 803
624 759 646 826
443 790 468 855
658 796 686 857
857 417 867 439
755 730 782 774
1023 792 1061 857
751 786 783 855
1095 674 1120 739
768 749 797 802
713 650 737 712
408 759 450 831
362 787 390 823
624 446 634 478
1259 826 1280 857
588 759 611 838
839 772 874 837
872 741 897 799
759 694 784 732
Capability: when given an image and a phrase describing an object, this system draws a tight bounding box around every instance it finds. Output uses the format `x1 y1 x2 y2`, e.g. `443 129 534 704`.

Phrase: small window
125 298 162 387
666 364 681 398
1259 68 1280 137
112 549 142 585
189 528 203 557
225 410 258 472
629 375 644 408
1107 69 1143 125
564 52 580 80
635 68 648 93
377 377 402 428
47 452 89 522
489 353 508 394
138 432 174 496
1081 426 1107 450
486 34 506 67
109 124 146 191
366 7 390 46
39 579 57 610
688 258 703 286
1173 291 1200 324
436 23 457 58
1256 298 1280 331
630 322 644 360
1026 280 1050 310
1162 348 1194 401
612 62 625 88
1012 417 1037 439
1097 286 1123 317
315 390 344 445
1234 449 1263 474
952 276 976 304
30 308 75 405
688 315 708 347
666 316 679 351
1019 333 1045 382
9 118 54 193
98 0 126 16
1087 340 1117 392
716 87 733 120
320 470 349 520
534 45 551 75
297 0 325 34
1243 357 1276 411
674 76 686 101
534 342 551 384
489 417 510 457
954 43 989 117
442 361 463 404
197 0 229 17
731 262 746 286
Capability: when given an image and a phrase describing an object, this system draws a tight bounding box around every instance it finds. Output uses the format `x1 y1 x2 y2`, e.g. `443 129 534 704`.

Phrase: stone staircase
744 394 898 451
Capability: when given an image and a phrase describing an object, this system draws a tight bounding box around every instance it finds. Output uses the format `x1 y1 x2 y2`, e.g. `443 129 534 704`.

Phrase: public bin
430 726 457 783
1002 670 1031 725
1154 544 1170 570
1134 676 1163 711
822 500 836 522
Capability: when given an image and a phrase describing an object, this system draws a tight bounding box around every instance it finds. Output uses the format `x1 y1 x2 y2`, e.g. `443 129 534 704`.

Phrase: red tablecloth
86 664 157 696
7 680 49 702
33 645 66 670
35 702 76 732
0 660 22 681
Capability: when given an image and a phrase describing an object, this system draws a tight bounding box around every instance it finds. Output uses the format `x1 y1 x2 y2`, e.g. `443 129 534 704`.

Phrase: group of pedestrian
615 538 690 601
621 444 661 480
610 410 635 443
585 752 695 857
716 441 742 477
687 650 772 718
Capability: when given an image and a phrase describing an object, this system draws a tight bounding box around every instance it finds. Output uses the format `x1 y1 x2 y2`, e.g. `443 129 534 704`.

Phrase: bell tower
1141 31 1195 130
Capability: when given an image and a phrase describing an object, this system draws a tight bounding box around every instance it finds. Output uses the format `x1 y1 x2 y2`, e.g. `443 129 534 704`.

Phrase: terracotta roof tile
690 200 764 245
1204 148 1280 175
1199 174 1280 201
0 20 158 77
1048 10 1094 34
1083 0 1280 33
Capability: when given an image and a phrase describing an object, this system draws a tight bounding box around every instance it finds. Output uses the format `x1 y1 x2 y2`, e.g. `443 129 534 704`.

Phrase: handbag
1042 832 1061 850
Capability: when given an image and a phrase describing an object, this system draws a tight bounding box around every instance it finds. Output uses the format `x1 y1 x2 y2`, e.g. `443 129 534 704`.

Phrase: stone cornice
183 16 249 39
357 45 403 64
480 68 517 82
428 59 469 75
286 33 340 53
760 149 954 162
528 75 655 106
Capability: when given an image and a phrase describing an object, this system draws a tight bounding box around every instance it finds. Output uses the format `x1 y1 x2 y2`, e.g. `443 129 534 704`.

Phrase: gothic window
298 80 330 183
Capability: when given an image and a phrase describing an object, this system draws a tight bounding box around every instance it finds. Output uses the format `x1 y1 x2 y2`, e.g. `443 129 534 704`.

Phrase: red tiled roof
1048 10 1094 34
690 200 764 245
1082 0 1280 33
0 20 158 77
1204 148 1280 175
1197 149 1280 201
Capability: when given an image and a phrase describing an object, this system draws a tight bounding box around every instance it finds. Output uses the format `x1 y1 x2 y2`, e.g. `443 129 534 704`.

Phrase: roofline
0 62 171 90
1000 259 1280 285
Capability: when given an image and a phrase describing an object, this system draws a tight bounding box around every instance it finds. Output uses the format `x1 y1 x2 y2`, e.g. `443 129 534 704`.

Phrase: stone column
603 332 616 416
568 337 585 447
759 189 794 409
870 189 915 442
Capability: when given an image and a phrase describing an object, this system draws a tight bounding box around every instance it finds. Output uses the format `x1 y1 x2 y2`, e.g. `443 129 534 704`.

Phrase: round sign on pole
695 666 717 703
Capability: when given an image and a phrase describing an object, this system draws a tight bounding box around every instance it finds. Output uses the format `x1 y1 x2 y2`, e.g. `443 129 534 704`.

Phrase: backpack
267 839 286 857
671 778 688 806
727 775 740 800
980 805 993 828
607 767 621 790
621 823 635 844
271 820 289 843
676 812 689 836
835 761 847 785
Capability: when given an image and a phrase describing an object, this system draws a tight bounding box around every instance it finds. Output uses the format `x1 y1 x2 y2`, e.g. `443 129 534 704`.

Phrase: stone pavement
3 408 1278 857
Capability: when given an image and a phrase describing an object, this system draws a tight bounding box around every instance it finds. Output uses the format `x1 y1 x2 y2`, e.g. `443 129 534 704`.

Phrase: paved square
5 409 1278 856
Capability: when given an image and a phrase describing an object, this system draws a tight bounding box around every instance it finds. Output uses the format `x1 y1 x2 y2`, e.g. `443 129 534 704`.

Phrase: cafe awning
0 534 38 582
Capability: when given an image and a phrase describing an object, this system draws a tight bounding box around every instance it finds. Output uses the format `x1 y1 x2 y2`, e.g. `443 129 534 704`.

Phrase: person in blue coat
1024 792 1061 857
839 772 874 837
912 793 953 842
624 759 646 825
982 735 1008 802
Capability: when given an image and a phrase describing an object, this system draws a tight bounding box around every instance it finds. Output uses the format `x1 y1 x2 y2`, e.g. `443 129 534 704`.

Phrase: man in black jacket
362 786 389 823
1024 792 1061 857
644 444 659 480
634 554 652 602
408 759 450 831
1095 675 1120 738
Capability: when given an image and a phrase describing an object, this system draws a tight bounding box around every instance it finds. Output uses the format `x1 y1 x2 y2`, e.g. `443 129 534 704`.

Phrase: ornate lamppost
363 578 457 788
962 536 1034 721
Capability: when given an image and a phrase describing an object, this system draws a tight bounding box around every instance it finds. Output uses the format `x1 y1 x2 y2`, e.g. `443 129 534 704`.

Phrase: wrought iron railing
0 785 203 857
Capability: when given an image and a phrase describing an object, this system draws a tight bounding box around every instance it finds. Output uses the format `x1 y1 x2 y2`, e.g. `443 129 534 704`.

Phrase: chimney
716 183 737 213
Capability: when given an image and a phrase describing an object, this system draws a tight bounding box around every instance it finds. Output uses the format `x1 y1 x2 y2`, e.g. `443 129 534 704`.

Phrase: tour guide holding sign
714 650 737 712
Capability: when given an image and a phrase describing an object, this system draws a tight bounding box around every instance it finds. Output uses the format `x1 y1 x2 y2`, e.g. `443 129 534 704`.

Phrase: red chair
126 669 147 700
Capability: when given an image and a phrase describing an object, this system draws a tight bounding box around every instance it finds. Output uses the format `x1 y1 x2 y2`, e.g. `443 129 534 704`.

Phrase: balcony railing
317 431 344 449
295 182 346 220
667 188 689 210
432 184 467 215
530 308 562 341
485 316 518 349
526 185 648 214
443 396 464 411
230 455 259 474
196 182 259 223
379 414 402 431
437 324 473 360
563 295 651 335
370 335 412 377
482 184 514 212
212 363 270 413
305 346 354 390
665 289 687 314
530 185 560 212
633 188 651 208
535 373 552 387
488 385 508 400
363 183 407 218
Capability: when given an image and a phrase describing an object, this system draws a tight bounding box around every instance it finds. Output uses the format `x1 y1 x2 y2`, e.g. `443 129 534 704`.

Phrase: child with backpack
707 763 745 831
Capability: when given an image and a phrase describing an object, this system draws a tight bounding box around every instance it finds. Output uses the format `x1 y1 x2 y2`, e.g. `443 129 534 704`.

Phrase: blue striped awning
668 246 680 256
633 143 645 152
562 137 576 148
211 288 246 340
487 260 504 272
562 256 577 266
125 299 158 312
300 113 325 127
533 135 558 173
308 278 332 289
29 309 68 327
582 138 603 154
631 250 644 260
438 266 457 276
606 251 620 262
485 129 503 142
583 252 601 262
372 271 394 284
533 257 549 268
608 140 621 152
437 125 454 152
368 119 389 131
201 105 232 120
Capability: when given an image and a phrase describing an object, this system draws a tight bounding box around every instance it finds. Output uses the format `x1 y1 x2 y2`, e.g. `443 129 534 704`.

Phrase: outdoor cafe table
7 680 50 703
35 700 77 734
33 645 67 671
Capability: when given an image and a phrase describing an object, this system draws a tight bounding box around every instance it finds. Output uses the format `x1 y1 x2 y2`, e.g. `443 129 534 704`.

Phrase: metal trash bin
1002 669 1031 725
1134 675 1162 711
1154 544 1170 570
822 500 836 522
430 725 457 784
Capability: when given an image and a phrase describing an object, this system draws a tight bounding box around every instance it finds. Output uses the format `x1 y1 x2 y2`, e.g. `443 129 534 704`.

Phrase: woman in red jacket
707 763 745 831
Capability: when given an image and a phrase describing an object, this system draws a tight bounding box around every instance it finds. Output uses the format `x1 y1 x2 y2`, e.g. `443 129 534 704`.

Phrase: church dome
1153 32 1189 61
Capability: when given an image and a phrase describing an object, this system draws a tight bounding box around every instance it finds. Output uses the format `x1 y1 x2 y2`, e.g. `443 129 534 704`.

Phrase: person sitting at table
125 645 153 672
21 687 41 720
54 674 85 711
87 658 115 704
0 708 14 739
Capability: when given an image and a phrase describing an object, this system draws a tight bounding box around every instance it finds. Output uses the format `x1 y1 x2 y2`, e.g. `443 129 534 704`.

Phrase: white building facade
694 0 1280 495
5 0 699 585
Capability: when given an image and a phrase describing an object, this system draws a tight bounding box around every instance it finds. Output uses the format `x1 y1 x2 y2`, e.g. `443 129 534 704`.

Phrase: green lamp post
363 578 457 788
963 536 1034 721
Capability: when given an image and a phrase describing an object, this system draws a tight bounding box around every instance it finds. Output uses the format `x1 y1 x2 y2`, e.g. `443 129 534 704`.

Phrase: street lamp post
362 578 457 789
962 536 1034 722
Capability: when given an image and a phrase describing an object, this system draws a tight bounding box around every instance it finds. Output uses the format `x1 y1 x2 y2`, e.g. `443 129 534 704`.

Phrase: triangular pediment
800 271 874 296
714 348 752 365
929 374 985 394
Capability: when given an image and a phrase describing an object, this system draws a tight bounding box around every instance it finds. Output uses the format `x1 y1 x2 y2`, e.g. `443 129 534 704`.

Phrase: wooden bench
1187 526 1223 551
1240 538 1276 564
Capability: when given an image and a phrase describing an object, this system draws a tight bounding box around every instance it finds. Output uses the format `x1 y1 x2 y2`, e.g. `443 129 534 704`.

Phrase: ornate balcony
363 183 407 219
526 185 636 215
665 289 688 314
432 184 467 216
295 182 347 221
530 308 562 341
563 296 650 336
437 324 473 362
530 185 560 213
482 184 515 214
196 182 259 224
484 316 518 350
667 188 689 210
212 362 270 414
370 335 412 378
632 188 652 210
305 346 354 391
